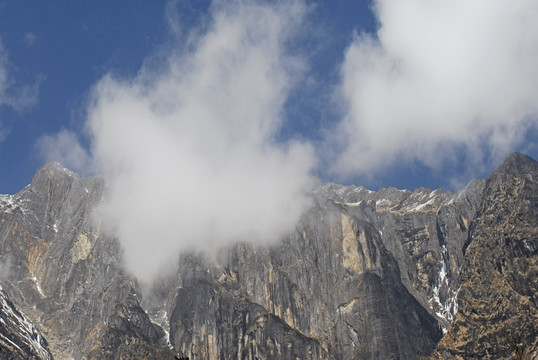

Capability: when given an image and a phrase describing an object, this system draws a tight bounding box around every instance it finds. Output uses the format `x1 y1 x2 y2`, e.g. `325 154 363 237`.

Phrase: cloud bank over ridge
332 0 538 182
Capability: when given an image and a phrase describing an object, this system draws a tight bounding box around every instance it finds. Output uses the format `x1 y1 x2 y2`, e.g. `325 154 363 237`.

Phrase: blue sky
0 0 537 195
0 0 169 192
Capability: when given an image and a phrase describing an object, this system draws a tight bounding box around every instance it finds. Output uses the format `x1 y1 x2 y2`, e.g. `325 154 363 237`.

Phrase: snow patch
408 198 435 212
0 195 18 214
334 200 363 207
60 166 76 178
31 277 45 297
0 195 30 217
429 246 459 328
148 309 173 349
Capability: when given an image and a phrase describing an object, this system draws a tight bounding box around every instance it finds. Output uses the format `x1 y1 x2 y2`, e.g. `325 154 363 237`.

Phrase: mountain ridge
0 152 536 359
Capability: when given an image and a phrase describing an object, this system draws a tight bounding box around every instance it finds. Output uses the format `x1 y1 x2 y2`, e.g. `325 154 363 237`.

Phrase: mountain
0 153 536 359
0 163 178 360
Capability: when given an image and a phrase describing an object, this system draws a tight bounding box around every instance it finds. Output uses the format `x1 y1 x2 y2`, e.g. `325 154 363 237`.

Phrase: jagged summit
37 161 80 178
502 151 536 165
493 151 538 176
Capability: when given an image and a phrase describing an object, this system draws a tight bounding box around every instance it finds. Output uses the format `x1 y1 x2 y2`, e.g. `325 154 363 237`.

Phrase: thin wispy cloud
331 0 538 182
0 40 39 115
24 32 38 47
0 39 40 144
0 126 7 143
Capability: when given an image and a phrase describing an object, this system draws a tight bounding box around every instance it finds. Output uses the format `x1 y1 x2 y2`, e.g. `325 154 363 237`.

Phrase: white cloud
35 130 92 176
332 0 538 179
0 40 39 114
0 39 40 143
78 0 315 283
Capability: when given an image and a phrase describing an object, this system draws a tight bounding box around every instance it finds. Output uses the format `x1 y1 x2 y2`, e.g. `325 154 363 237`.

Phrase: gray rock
0 162 175 360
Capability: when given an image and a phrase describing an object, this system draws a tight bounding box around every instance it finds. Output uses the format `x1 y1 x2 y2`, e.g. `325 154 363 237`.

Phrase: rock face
430 153 538 359
0 162 177 360
163 196 447 359
0 154 536 359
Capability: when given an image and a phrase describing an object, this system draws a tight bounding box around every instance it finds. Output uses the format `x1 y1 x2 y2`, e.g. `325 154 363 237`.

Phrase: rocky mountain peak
492 151 537 178
29 161 80 189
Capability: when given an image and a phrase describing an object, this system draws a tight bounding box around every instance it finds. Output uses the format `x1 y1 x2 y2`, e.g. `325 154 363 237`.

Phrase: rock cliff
0 162 177 360
430 153 538 359
0 153 535 359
